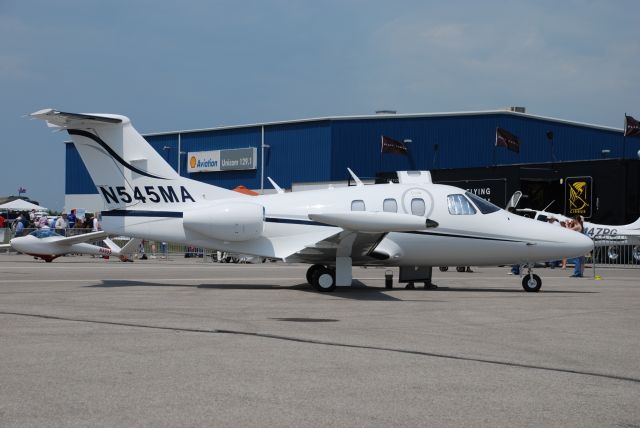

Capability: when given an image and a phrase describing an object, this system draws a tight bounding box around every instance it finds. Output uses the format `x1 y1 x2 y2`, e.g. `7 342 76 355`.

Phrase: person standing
55 213 68 234
570 216 585 277
91 215 100 232
14 215 25 237
67 209 76 229
0 213 5 229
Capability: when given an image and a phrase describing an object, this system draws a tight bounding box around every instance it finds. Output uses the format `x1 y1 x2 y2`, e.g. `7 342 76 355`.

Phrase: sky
1 0 638 211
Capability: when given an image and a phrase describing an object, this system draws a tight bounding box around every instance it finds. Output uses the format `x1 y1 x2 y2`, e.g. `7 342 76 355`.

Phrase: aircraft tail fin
103 237 142 256
31 109 242 210
627 217 640 230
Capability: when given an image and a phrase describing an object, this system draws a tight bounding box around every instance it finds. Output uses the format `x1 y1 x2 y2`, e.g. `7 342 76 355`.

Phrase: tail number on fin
99 185 196 204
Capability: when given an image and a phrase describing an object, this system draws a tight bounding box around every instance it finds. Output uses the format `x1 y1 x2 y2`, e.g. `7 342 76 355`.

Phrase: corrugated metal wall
65 112 626 194
65 143 97 194
329 113 623 180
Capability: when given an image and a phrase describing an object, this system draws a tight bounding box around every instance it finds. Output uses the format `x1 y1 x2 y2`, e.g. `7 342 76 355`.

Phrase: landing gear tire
306 264 325 285
312 266 336 292
439 266 448 272
456 266 466 273
522 274 542 292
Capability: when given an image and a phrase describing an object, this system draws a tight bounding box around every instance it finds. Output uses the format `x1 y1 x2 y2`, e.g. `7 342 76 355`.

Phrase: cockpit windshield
29 229 63 239
465 192 501 214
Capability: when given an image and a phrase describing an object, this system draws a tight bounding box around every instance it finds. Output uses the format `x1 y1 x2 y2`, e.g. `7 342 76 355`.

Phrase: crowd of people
3 209 99 238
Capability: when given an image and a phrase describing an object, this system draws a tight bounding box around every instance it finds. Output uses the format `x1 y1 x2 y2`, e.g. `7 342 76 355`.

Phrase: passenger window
410 198 426 216
383 198 398 213
351 200 365 211
447 194 477 215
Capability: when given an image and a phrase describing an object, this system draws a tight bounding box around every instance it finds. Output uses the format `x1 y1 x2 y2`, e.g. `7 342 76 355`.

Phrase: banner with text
188 148 257 173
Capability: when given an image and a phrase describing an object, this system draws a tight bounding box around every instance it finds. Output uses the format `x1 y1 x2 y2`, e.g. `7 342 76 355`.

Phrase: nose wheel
521 271 542 292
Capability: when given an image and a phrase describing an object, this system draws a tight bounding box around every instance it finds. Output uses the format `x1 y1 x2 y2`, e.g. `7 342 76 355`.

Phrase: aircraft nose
563 229 594 258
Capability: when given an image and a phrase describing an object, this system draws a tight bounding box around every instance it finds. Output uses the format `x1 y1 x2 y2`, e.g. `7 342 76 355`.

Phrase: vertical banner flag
624 114 640 137
18 187 26 194
565 176 592 218
381 135 408 155
495 127 520 153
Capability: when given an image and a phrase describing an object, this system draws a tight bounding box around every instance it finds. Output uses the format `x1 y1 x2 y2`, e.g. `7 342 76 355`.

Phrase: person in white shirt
54 213 68 233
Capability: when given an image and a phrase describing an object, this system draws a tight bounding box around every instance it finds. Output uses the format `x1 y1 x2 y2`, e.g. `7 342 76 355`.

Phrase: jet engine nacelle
183 202 265 242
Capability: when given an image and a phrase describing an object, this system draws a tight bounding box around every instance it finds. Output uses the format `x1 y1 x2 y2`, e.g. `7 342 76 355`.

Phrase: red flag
495 127 520 153
381 135 408 155
624 114 640 137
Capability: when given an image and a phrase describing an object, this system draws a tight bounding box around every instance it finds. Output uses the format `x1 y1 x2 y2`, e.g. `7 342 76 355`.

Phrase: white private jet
0 229 140 262
31 109 593 292
516 208 640 262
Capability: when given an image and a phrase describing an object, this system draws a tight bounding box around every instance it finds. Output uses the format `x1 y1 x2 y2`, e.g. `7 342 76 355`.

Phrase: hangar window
465 192 501 214
351 200 366 211
447 194 477 215
383 198 398 213
410 198 426 216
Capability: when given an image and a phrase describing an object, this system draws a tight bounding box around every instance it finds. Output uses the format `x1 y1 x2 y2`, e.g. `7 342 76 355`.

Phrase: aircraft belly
386 232 533 266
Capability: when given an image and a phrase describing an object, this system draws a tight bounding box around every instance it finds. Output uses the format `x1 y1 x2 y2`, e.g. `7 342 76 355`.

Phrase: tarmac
0 253 639 427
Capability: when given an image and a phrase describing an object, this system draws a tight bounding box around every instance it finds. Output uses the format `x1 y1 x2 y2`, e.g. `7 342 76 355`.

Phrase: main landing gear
306 264 336 292
521 265 542 292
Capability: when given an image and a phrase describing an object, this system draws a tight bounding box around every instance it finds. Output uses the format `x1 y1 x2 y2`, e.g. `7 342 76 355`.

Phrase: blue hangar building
65 108 640 225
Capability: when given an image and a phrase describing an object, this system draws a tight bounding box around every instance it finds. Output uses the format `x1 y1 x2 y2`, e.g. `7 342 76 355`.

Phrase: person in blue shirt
67 209 76 229
14 215 25 237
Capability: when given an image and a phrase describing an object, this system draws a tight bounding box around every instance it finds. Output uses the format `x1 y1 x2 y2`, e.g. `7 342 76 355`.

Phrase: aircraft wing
53 231 109 246
288 230 388 263
308 211 437 232
283 211 437 263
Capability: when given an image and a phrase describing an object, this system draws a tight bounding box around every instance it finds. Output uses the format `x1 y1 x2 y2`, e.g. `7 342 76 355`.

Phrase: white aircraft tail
627 216 640 230
103 237 142 256
31 109 242 210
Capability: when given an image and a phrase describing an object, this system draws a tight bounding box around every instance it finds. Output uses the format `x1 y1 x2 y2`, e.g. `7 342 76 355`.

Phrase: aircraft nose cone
563 229 594 258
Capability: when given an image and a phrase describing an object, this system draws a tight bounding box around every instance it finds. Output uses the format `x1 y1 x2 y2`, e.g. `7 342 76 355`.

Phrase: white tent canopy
0 199 48 211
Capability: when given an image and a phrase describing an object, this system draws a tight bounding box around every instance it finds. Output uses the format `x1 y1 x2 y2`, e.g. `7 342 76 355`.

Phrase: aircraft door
401 188 434 218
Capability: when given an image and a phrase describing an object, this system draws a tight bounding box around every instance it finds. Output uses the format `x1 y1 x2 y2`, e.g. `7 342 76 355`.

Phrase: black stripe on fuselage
403 230 524 243
68 129 167 180
101 210 183 218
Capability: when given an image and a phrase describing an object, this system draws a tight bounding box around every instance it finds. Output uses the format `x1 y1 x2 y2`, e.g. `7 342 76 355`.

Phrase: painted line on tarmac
1 310 639 385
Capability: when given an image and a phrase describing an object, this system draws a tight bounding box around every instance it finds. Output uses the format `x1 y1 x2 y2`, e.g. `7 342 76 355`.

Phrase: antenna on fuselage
267 177 284 194
347 168 363 187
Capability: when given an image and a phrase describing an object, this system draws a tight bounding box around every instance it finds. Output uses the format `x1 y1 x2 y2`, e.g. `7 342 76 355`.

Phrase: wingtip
30 108 55 118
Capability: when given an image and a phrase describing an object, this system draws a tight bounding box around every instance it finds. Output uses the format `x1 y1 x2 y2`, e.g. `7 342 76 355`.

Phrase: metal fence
591 236 640 275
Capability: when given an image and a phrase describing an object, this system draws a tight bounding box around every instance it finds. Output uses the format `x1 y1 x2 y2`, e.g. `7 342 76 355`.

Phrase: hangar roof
141 109 622 137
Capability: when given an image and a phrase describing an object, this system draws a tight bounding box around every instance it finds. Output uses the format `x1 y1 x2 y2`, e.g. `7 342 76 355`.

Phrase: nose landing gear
521 265 542 292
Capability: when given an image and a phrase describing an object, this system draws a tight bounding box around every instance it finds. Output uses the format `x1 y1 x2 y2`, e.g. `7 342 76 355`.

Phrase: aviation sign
188 148 257 173
565 176 592 218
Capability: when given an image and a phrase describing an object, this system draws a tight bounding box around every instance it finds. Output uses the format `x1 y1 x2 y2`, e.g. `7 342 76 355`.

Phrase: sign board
436 178 508 207
565 176 592 218
187 148 257 173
